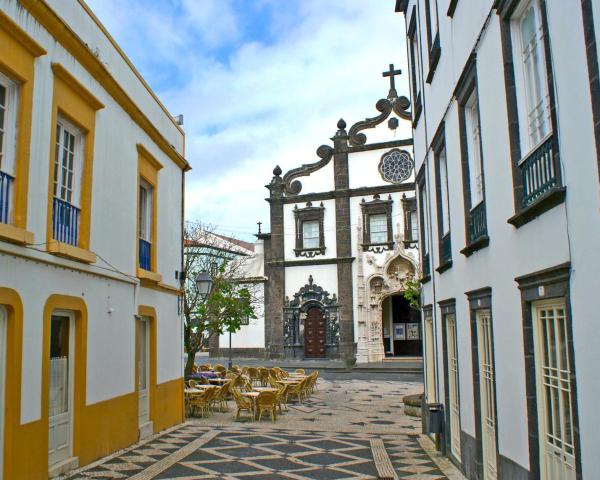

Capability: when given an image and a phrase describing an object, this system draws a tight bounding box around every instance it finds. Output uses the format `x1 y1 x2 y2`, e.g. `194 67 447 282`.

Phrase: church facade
260 70 421 364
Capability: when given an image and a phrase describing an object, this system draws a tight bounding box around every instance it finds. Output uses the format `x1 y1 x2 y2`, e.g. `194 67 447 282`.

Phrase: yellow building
0 1 190 478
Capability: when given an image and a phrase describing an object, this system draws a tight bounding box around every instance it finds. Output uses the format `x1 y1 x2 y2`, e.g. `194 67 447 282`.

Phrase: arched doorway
381 294 422 357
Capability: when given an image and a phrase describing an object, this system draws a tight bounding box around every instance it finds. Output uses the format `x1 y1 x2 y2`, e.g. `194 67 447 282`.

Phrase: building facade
261 72 421 364
396 0 600 479
0 1 189 478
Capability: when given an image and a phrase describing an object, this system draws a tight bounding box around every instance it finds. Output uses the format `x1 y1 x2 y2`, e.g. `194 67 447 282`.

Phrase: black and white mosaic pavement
65 379 455 480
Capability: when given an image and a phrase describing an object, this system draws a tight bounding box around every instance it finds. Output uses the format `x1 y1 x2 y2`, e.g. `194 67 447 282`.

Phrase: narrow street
66 375 463 480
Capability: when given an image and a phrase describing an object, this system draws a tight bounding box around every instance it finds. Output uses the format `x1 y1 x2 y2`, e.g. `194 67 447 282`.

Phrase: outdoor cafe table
208 378 229 384
278 379 302 385
253 387 278 392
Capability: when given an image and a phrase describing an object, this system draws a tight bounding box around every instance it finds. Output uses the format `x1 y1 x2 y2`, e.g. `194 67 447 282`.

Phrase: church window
378 149 414 184
303 221 320 249
433 125 452 272
294 202 325 257
455 57 489 255
360 194 393 253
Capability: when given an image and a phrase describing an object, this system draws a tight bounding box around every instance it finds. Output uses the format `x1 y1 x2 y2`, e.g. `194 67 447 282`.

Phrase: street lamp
195 271 213 301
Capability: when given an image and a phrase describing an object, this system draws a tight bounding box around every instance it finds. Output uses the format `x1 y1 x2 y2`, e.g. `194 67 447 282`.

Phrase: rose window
378 149 414 184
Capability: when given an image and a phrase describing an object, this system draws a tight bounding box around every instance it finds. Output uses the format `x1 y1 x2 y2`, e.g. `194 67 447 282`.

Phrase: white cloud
86 0 409 240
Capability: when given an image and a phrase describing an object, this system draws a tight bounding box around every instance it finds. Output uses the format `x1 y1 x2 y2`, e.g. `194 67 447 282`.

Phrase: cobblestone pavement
66 378 461 480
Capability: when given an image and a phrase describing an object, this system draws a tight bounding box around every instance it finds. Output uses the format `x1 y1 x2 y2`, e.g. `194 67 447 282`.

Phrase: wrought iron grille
467 201 487 245
0 170 13 224
52 197 80 246
520 135 558 207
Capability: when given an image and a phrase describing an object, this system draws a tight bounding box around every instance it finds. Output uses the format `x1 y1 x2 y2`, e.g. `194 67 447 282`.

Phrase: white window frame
465 90 485 207
511 0 552 155
424 310 436 403
0 72 19 177
54 116 84 207
369 213 388 244
446 312 461 460
302 220 319 249
138 179 153 243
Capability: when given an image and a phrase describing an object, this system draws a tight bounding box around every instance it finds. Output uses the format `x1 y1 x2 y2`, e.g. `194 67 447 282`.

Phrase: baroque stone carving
348 96 412 147
283 276 340 358
283 145 334 195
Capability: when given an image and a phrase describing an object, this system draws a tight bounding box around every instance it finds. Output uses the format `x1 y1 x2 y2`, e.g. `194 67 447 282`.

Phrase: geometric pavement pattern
65 379 449 480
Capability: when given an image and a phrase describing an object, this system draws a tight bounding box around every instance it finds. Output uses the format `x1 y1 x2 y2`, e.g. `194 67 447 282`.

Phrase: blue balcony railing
467 201 487 245
139 238 151 271
52 197 80 246
0 170 14 224
520 135 558 207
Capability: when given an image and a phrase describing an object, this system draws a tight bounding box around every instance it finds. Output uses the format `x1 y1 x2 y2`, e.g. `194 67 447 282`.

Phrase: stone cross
382 63 402 98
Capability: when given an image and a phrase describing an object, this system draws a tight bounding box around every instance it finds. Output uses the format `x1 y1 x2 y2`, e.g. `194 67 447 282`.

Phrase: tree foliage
183 222 261 376
401 274 421 310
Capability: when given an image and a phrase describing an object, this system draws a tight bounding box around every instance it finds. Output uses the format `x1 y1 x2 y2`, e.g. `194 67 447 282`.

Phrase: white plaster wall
291 162 334 195
283 199 336 261
0 253 136 423
409 0 600 472
285 265 338 300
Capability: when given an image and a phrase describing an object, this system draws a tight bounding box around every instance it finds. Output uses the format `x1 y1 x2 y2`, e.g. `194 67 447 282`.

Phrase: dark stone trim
425 33 441 84
293 202 325 257
435 259 452 274
432 125 452 271
507 187 566 228
268 256 355 268
402 194 418 244
395 0 408 13
283 145 334 196
280 183 415 204
460 235 489 257
347 138 413 154
361 194 394 251
408 8 422 128
514 262 582 480
497 0 563 218
412 92 423 128
580 0 600 182
438 299 461 463
453 53 477 101
447 0 459 17
417 167 430 279
498 454 529 480
420 274 431 285
460 431 479 479
465 286 499 480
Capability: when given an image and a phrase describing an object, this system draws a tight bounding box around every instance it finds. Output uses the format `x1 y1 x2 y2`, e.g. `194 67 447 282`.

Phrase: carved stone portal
283 276 340 359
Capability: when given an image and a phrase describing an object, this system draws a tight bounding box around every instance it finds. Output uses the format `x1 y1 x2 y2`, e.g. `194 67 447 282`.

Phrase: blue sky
86 0 408 240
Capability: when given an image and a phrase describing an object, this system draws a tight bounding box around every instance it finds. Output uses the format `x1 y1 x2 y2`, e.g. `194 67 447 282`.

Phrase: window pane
439 150 450 234
303 221 319 249
465 93 484 206
370 214 388 243
411 210 418 241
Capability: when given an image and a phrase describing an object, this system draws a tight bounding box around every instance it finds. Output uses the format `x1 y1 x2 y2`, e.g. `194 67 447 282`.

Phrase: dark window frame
408 8 423 127
454 54 489 257
424 0 441 83
497 0 565 228
432 123 452 273
438 298 463 466
294 201 325 258
514 262 582 480
465 287 499 480
447 0 459 17
360 194 394 253
401 193 418 247
416 166 431 283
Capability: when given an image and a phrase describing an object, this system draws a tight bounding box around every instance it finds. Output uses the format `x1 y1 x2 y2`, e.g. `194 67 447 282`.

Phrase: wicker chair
295 368 305 374
188 390 211 417
199 364 212 371
214 381 232 412
256 391 278 421
287 379 305 404
203 386 219 413
231 388 254 422
214 364 227 377
198 376 209 385
247 367 259 386
275 383 290 413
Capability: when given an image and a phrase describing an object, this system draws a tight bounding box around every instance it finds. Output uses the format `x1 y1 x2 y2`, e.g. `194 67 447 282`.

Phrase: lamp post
194 271 213 370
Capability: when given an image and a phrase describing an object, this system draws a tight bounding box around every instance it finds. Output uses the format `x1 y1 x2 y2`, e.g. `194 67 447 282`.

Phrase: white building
0 1 189 478
396 0 600 478
261 69 420 364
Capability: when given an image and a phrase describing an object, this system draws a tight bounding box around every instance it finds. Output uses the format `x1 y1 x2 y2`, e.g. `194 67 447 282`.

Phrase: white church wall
292 162 335 195
348 149 415 190
283 198 337 261
285 265 338 300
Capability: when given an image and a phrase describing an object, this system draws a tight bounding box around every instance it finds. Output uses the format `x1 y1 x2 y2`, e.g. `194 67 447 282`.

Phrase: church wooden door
304 307 326 358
